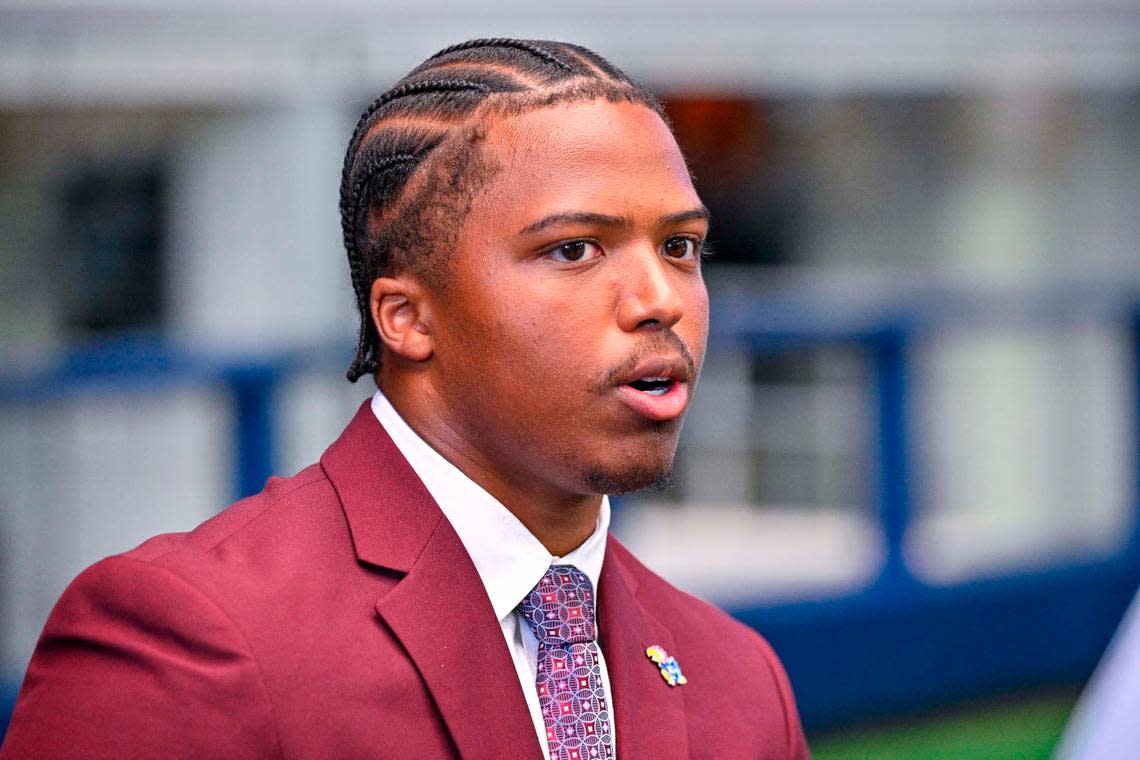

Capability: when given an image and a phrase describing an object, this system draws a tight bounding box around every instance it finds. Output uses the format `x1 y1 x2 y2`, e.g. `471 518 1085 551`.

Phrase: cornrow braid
422 37 577 73
341 151 420 381
338 79 494 244
341 79 492 177
339 38 667 383
562 43 633 83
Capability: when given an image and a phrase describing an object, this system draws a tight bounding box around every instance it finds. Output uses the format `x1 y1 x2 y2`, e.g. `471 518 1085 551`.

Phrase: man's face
423 99 709 499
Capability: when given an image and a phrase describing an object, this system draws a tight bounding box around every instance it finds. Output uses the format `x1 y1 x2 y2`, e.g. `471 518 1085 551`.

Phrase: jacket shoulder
125 463 333 564
608 536 758 640
609 537 810 759
1 465 350 759
2 550 284 758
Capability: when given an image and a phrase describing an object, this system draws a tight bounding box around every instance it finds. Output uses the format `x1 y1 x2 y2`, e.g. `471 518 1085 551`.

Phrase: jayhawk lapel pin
645 645 687 686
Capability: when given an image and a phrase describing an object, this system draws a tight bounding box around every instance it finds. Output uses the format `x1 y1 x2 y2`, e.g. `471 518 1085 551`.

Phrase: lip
616 356 691 387
613 356 692 422
615 380 689 421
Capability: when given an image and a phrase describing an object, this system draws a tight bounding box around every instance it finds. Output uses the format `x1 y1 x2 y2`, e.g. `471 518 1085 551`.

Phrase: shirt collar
370 390 610 622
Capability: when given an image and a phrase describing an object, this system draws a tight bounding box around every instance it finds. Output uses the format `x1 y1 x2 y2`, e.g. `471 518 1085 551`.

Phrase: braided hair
340 38 666 382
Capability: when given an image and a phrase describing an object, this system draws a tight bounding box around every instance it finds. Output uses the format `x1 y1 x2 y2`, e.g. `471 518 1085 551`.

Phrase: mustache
595 331 697 391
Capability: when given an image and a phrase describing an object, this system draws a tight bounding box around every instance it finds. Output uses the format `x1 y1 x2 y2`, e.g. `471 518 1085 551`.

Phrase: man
2 39 808 759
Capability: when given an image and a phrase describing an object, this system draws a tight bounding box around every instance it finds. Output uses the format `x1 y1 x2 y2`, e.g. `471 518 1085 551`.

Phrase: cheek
481 277 604 359
679 279 710 347
492 306 598 385
694 286 710 341
440 287 568 395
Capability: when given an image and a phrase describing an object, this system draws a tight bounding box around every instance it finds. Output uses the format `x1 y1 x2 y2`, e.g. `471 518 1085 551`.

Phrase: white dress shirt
371 391 617 759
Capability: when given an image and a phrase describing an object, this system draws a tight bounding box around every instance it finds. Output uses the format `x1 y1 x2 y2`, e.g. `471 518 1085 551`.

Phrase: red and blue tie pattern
518 565 614 760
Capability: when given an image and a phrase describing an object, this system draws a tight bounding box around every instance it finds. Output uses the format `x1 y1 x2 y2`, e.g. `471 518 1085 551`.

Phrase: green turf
809 694 1076 760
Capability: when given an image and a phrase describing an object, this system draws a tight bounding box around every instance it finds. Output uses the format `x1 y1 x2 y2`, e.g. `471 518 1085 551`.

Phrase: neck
379 372 604 557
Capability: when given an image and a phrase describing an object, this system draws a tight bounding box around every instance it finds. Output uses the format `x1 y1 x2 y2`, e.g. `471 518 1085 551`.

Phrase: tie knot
517 565 597 645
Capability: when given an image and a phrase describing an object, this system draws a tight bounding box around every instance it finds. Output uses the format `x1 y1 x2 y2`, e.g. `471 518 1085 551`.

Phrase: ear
369 275 433 362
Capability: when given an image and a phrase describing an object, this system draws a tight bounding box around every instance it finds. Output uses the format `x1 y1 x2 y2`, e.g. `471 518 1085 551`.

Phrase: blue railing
711 283 1140 728
2 281 1139 733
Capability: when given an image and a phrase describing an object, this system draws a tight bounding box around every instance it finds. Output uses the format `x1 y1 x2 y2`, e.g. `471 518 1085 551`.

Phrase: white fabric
1056 585 1140 760
371 390 616 759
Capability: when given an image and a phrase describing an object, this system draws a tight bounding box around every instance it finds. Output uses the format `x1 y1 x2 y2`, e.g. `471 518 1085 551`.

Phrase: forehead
471 99 699 224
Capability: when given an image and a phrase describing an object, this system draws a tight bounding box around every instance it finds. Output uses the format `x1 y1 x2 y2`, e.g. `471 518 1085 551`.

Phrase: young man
2 39 808 759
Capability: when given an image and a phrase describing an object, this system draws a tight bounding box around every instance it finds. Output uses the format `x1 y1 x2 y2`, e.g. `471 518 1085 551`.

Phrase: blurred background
2 1 1139 756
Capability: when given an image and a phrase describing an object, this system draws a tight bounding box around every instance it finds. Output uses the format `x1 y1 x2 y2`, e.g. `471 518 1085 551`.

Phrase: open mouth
616 373 688 421
611 354 692 421
626 376 674 396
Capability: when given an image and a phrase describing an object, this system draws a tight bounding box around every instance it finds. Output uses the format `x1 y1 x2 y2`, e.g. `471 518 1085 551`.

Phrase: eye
662 236 699 260
546 240 603 263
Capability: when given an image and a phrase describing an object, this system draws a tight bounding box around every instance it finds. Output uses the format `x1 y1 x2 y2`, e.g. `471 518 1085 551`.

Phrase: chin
580 448 677 495
583 462 675 495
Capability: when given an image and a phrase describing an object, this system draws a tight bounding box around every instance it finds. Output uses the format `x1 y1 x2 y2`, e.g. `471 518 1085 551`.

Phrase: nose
614 248 685 332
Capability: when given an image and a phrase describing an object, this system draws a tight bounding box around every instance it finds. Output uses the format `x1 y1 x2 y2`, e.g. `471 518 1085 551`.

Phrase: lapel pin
645 645 687 686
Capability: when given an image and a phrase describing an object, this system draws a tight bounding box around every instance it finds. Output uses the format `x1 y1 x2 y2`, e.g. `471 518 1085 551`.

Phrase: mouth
626 376 674 396
614 358 692 422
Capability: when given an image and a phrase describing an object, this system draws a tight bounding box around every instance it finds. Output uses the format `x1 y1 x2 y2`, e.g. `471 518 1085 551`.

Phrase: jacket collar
320 400 442 572
320 401 544 759
369 389 611 623
321 401 690 759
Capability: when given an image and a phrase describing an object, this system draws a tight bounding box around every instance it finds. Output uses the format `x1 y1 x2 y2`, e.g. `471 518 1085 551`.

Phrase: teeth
628 376 672 396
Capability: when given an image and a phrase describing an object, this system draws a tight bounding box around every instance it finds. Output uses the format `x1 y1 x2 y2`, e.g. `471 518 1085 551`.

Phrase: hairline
380 83 670 290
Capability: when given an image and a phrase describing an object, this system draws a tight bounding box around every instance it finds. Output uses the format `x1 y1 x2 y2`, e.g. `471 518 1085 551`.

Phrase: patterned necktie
517 565 614 760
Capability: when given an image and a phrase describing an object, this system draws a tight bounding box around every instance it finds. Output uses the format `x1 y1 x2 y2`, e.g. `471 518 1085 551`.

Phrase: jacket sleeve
1 556 281 760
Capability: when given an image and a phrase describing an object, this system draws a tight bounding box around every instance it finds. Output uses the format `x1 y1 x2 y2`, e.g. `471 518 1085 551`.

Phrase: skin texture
372 100 709 556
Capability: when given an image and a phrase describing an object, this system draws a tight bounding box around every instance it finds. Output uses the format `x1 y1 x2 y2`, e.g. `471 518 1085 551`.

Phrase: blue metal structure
2 286 1138 736
712 289 1140 729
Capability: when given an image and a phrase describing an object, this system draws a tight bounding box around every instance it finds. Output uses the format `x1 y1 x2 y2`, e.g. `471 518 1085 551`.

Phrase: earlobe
370 277 433 362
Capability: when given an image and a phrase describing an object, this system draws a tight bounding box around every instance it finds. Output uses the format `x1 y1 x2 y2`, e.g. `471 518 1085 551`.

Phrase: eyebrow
518 205 710 235
661 206 711 226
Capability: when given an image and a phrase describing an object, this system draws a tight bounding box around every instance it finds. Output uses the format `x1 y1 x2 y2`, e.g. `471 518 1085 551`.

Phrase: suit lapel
375 517 543 759
322 402 542 759
598 540 690 760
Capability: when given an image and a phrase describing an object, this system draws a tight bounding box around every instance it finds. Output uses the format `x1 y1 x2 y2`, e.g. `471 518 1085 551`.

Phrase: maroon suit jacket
2 402 808 759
